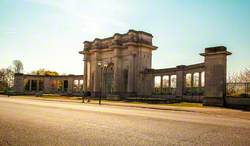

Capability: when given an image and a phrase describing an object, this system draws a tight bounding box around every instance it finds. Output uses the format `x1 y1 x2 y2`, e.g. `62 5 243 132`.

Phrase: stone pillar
200 46 231 106
62 80 64 92
127 55 135 95
169 75 171 89
92 52 101 96
83 60 87 92
44 77 50 93
176 65 185 97
112 47 122 95
29 80 32 91
199 72 202 88
160 76 163 94
142 73 153 96
36 80 39 92
191 73 194 88
14 73 24 94
78 80 80 92
67 77 74 95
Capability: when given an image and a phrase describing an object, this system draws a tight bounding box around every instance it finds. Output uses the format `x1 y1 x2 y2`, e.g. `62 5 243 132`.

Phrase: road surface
0 96 250 146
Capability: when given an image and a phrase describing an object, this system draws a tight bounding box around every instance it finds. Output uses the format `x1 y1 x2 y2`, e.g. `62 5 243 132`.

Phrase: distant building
14 74 83 96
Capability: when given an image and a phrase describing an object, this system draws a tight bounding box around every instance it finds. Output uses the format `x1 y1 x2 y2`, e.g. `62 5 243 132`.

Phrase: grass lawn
164 102 203 107
14 95 204 108
16 94 82 100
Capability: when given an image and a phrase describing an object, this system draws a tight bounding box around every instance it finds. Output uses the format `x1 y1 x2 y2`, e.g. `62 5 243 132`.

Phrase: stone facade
79 30 232 106
13 30 232 106
14 74 83 95
79 29 157 98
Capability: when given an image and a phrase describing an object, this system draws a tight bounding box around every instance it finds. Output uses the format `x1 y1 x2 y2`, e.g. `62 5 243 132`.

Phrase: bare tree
228 67 250 83
227 66 250 96
13 60 24 74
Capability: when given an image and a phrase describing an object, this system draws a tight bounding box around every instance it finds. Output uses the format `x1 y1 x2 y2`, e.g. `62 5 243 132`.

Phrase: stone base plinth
203 97 224 106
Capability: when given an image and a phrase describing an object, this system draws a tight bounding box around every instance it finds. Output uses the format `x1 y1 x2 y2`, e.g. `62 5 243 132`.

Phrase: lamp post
97 61 108 105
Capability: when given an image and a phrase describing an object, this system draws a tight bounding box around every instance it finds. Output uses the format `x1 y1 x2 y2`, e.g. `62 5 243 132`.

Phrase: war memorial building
14 30 232 106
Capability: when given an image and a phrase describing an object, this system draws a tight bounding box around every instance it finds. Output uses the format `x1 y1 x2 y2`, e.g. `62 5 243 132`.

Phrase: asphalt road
0 97 250 146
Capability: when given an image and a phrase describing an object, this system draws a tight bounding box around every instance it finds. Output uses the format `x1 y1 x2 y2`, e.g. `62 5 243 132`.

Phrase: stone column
176 65 185 97
160 76 163 94
199 72 202 88
127 54 135 95
13 73 24 94
36 80 39 92
142 73 153 96
44 77 50 93
62 80 64 92
200 46 231 106
78 80 80 92
67 77 74 95
29 80 32 91
83 58 88 92
191 73 194 88
112 47 122 95
169 75 171 89
93 52 101 96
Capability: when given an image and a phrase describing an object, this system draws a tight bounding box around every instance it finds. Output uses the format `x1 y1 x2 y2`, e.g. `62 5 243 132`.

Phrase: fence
227 83 250 97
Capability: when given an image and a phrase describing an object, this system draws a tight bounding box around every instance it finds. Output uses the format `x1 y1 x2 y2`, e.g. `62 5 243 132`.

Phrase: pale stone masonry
79 29 157 97
79 30 232 106
14 74 83 95
201 47 232 106
14 29 232 106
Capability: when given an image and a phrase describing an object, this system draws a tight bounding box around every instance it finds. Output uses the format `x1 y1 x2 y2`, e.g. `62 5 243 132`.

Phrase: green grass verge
164 102 203 107
14 95 204 108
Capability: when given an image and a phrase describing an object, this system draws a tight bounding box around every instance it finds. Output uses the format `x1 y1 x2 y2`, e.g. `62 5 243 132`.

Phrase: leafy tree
13 60 24 73
31 69 59 76
0 67 14 91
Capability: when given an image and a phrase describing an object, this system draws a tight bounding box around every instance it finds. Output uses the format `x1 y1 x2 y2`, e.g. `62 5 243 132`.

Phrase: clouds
24 0 130 35
1 27 16 35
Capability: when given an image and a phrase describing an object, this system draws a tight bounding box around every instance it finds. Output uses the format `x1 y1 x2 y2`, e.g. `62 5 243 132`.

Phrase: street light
97 61 108 105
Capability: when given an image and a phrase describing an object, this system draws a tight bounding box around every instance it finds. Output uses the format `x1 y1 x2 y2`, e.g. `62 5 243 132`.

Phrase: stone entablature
80 29 156 53
14 74 84 95
143 63 205 74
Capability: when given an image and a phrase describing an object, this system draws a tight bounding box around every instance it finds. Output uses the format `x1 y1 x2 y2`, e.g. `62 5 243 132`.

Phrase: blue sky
0 0 250 75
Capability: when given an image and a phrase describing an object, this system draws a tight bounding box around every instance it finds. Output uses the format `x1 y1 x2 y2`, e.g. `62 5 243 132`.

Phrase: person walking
82 91 91 103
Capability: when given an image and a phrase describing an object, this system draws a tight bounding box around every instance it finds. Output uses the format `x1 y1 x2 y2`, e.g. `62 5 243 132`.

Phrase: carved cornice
82 30 157 51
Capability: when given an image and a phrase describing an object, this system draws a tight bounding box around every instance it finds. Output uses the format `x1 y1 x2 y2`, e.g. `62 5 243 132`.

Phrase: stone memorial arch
79 30 231 106
79 29 157 97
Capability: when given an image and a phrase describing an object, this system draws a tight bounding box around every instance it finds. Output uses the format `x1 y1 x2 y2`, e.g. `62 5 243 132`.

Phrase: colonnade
153 71 205 96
